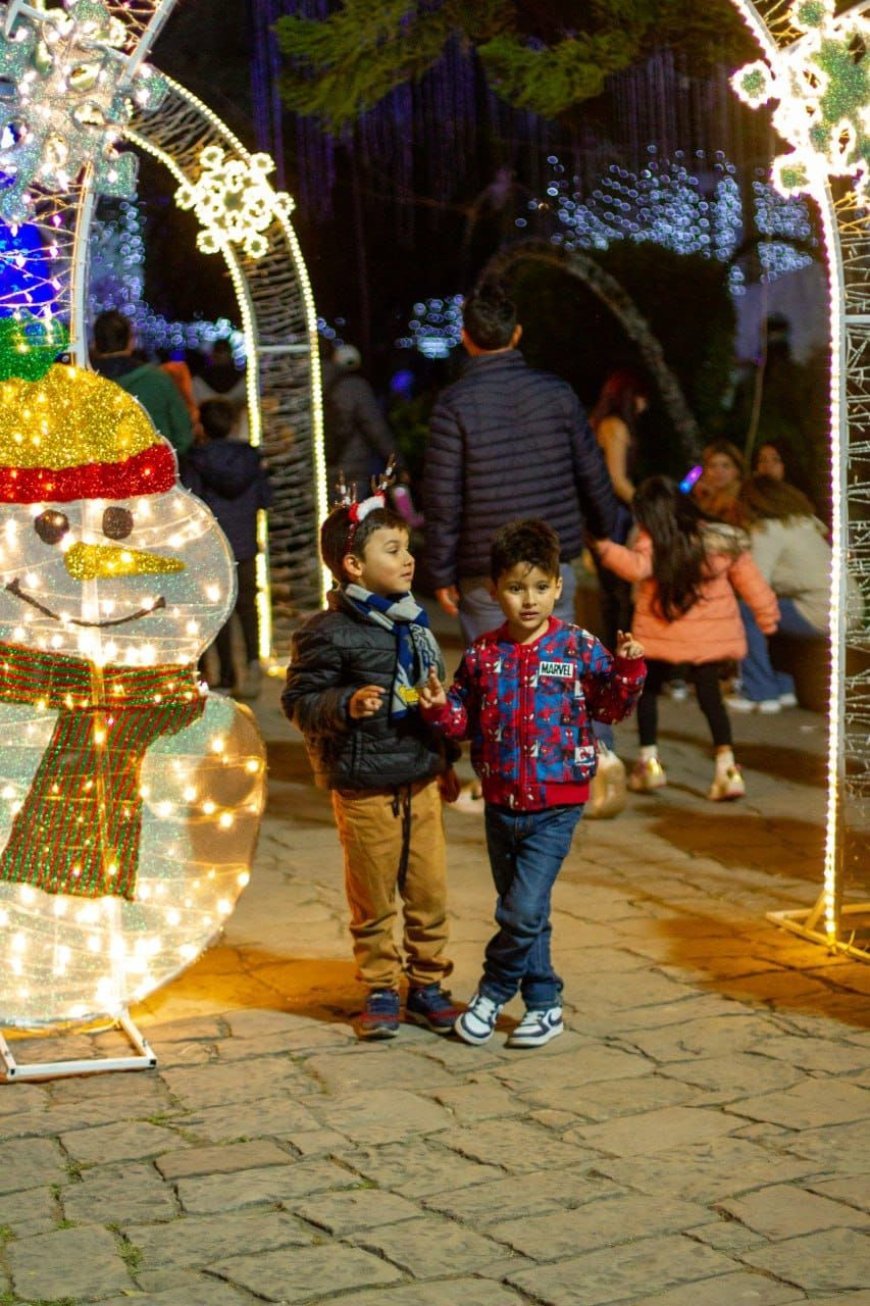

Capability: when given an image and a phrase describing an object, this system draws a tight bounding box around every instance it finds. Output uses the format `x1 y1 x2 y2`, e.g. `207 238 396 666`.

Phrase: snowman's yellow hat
0 364 176 504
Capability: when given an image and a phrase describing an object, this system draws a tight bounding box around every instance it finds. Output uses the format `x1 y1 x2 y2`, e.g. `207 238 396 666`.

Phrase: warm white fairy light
175 145 295 261
732 0 870 954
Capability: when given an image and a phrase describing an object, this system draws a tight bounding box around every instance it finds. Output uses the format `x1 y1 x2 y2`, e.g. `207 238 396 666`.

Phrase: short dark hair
490 519 561 582
320 504 408 583
463 285 517 350
199 398 235 441
93 310 132 355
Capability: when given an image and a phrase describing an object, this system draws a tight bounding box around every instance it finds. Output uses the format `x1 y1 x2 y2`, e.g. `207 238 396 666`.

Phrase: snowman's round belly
0 696 265 1027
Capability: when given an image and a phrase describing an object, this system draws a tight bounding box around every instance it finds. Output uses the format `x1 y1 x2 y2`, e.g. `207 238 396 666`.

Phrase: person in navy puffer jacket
422 284 618 645
184 398 273 697
420 520 645 1050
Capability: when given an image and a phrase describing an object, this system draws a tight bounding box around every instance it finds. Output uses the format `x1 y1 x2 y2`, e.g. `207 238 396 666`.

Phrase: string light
175 145 295 261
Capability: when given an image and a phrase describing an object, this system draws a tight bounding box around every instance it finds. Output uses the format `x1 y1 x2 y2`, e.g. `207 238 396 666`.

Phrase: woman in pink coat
592 476 779 801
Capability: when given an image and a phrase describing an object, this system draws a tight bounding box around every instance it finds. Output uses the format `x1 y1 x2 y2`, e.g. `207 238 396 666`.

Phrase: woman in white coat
726 476 830 713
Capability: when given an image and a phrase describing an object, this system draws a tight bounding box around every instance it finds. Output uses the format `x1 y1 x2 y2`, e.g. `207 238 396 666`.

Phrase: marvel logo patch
539 660 574 678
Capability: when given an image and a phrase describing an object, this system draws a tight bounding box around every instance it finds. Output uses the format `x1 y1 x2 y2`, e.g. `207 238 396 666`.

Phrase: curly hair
490 519 561 582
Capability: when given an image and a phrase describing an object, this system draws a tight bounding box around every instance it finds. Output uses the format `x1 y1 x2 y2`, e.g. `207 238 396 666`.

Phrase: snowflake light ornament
175 146 295 261
732 0 870 204
0 0 167 222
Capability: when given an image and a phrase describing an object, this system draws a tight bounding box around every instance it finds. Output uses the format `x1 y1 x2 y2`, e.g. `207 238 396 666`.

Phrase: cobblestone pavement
1 654 869 1305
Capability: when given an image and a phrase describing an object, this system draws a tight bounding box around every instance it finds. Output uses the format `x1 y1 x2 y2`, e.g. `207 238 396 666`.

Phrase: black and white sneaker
506 1006 564 1048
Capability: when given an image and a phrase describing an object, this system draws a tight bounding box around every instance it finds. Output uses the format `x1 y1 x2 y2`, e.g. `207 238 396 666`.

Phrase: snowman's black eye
34 510 70 545
102 507 133 540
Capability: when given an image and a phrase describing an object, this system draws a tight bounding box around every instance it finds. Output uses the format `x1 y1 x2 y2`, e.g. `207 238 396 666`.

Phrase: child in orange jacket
592 476 779 801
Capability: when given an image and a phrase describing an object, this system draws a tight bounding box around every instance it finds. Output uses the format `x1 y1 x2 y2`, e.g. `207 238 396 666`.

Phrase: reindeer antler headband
334 455 399 550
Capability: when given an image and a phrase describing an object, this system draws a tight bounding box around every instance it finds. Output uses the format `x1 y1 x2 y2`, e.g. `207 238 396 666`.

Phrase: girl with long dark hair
592 476 779 801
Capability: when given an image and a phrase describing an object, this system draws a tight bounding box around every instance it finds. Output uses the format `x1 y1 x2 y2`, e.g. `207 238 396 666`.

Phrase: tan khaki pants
331 777 452 991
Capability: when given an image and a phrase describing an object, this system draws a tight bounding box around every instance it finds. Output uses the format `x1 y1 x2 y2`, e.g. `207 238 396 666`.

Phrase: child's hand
616 629 644 659
438 766 462 803
418 665 447 709
349 684 385 719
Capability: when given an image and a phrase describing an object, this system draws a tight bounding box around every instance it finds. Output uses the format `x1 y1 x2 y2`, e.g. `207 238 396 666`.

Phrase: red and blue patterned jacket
422 617 646 810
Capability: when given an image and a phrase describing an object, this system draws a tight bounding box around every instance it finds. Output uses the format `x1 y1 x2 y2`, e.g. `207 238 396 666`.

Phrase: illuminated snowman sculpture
0 359 265 1031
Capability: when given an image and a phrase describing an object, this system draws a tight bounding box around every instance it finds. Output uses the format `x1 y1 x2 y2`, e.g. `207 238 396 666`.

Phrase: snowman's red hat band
0 443 177 504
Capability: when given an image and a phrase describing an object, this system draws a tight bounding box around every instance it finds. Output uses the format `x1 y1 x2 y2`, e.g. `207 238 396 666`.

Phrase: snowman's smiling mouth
5 578 168 628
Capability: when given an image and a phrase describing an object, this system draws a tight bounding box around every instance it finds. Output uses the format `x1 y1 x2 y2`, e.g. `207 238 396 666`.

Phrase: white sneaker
708 765 746 801
725 694 781 714
585 745 627 819
454 992 502 1045
628 756 667 792
506 1006 564 1048
778 692 798 708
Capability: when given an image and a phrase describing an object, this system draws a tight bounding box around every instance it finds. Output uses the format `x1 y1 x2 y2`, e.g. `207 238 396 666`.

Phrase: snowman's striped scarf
0 642 204 900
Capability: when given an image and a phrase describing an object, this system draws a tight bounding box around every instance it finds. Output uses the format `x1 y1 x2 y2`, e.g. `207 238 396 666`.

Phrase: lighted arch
728 0 869 956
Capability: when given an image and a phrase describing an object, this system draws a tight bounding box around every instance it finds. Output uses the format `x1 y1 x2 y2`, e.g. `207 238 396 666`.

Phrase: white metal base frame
0 1012 157 1082
768 897 870 963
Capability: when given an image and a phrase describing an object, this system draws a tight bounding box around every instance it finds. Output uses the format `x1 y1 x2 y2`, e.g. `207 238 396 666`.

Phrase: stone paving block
291 1186 420 1235
123 1208 315 1271
314 1087 452 1144
569 1105 740 1157
0 1082 48 1115
739 1227 870 1292
0 1184 56 1238
498 1042 652 1096
431 1079 527 1120
351 1211 524 1277
690 1220 768 1254
63 1161 177 1226
160 1055 313 1109
753 1034 870 1075
629 1270 801 1304
305 1048 455 1093
489 1193 711 1260
807 1175 870 1213
725 1078 870 1130
424 1166 617 1224
658 1053 804 1100
211 1242 403 1301
144 1014 227 1043
180 1095 321 1143
720 1183 870 1239
0 1137 66 1194
61 1119 181 1166
439 1117 599 1174
620 1014 778 1063
781 1119 870 1171
288 1126 349 1156
100 1276 250 1306
345 1140 503 1198
177 1158 362 1214
564 1072 702 1120
156 1138 291 1180
596 1137 816 1204
7 1222 132 1301
322 1282 528 1306
506 1231 738 1304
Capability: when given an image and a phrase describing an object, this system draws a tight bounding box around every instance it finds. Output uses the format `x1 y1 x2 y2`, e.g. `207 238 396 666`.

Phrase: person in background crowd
322 342 400 491
91 310 193 456
692 439 746 525
726 474 832 714
192 338 249 442
592 476 779 802
423 284 617 644
183 399 272 699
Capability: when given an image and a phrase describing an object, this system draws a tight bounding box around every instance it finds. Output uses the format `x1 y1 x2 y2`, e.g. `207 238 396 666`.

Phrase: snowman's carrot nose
64 542 186 580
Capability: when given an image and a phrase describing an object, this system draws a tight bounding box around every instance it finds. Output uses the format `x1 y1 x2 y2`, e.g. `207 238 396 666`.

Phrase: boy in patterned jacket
420 519 645 1048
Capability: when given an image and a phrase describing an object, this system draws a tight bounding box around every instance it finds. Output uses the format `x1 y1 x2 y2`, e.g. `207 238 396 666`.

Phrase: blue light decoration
0 202 60 316
395 294 464 358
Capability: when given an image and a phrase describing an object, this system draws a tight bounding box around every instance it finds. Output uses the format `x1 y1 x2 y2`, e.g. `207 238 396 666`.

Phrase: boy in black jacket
282 494 459 1039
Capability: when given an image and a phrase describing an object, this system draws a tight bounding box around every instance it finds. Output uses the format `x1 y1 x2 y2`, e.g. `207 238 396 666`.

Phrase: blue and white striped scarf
344 584 445 719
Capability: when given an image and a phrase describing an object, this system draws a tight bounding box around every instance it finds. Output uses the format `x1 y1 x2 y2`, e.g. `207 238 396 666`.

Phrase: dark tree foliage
275 0 755 130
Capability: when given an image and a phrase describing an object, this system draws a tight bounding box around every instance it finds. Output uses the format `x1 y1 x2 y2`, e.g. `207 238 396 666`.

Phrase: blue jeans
480 803 583 1008
739 599 822 702
459 563 577 644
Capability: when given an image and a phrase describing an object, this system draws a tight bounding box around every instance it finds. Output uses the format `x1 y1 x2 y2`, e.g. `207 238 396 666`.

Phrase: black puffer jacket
423 350 617 587
282 591 452 790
